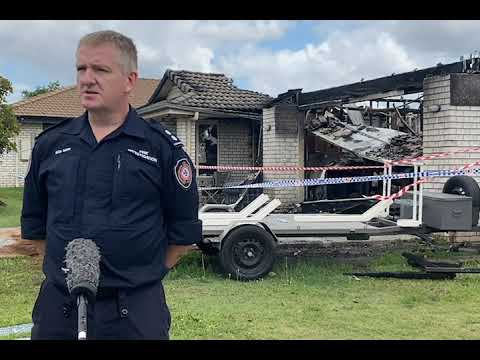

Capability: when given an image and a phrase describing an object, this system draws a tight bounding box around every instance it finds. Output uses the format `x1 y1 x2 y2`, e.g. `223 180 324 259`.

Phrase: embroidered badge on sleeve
174 158 193 189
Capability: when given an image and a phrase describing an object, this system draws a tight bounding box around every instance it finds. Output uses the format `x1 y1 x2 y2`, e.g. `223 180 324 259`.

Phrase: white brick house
0 122 44 187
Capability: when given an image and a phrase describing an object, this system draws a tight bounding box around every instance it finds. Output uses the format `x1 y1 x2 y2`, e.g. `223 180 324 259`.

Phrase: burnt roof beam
298 61 463 110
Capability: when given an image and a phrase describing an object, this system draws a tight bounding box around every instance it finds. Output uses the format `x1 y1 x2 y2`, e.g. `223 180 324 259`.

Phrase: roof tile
164 70 272 112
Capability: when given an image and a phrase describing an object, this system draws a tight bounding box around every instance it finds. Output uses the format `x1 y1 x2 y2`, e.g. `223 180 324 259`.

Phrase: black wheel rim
232 237 266 269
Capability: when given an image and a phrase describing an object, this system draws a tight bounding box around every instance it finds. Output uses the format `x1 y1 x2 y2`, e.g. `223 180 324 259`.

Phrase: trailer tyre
443 176 480 226
443 176 480 206
219 225 276 281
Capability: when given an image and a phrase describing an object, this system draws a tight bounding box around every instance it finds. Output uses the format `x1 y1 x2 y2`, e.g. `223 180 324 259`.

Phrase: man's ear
125 71 138 94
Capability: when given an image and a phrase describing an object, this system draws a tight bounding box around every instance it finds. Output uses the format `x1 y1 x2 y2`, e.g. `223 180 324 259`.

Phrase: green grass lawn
0 255 44 339
2 187 480 339
0 187 23 228
1 249 480 340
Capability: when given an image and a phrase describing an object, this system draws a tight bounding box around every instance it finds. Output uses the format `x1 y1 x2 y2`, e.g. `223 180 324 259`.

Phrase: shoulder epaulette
34 117 75 141
148 121 184 148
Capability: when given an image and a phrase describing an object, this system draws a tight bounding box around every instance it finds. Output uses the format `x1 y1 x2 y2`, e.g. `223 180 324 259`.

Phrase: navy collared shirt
21 107 202 289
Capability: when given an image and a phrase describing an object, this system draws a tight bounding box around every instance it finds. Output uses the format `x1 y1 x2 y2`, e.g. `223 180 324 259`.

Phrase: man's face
76 44 136 112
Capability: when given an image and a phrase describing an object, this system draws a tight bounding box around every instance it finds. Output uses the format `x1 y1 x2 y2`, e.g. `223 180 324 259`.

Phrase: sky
2 20 480 104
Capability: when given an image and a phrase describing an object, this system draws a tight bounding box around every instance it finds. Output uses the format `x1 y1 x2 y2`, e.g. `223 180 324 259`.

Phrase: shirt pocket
41 152 80 223
112 150 161 202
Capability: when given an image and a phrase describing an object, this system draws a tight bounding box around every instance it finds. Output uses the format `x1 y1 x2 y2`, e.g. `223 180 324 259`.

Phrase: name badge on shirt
127 149 158 163
54 147 71 155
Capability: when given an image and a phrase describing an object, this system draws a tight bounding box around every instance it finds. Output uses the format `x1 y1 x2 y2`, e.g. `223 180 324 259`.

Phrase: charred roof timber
284 61 465 111
267 88 302 108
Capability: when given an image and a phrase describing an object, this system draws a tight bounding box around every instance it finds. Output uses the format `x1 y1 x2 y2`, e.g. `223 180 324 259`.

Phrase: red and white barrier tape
196 164 386 171
371 158 480 201
371 179 429 201
387 146 480 166
461 158 480 171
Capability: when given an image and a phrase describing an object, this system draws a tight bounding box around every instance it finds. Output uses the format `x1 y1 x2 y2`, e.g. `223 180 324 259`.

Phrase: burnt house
262 59 480 220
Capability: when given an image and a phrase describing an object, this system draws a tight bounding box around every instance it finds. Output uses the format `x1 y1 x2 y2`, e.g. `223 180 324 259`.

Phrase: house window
198 123 218 175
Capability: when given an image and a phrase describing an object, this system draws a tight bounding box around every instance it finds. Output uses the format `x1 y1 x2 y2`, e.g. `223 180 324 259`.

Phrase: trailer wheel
219 225 276 281
443 176 480 206
443 176 480 226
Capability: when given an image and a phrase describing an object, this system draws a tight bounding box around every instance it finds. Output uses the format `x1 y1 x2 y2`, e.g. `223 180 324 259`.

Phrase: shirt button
121 308 128 316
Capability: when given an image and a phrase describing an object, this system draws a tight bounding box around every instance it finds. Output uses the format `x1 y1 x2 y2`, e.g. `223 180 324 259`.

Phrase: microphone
64 238 101 340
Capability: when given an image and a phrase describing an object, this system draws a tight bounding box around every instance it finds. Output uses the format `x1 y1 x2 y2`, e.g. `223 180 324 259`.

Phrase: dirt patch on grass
0 228 44 259
276 237 421 258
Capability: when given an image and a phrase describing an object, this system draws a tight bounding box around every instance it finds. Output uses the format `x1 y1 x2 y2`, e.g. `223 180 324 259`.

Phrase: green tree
0 76 20 155
21 80 61 98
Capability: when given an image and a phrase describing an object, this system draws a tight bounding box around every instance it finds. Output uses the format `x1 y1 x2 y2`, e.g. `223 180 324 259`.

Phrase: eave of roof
138 101 262 120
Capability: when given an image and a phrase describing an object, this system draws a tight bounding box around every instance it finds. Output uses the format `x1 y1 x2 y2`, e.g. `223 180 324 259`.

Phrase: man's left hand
164 244 196 269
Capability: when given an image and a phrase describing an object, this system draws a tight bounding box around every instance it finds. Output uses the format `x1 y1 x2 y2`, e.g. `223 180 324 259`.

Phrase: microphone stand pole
77 294 88 340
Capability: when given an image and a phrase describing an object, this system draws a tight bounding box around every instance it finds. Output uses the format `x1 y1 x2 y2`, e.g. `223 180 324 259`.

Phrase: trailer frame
198 164 480 280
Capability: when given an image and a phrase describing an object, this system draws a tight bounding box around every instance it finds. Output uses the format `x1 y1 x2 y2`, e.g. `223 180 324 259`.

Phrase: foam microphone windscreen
64 238 101 299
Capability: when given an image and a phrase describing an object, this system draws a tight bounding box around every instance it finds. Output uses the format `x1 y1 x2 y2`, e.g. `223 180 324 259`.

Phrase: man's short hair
77 30 138 73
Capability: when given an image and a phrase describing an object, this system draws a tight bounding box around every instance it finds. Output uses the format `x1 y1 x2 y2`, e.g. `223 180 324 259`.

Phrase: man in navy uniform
21 30 202 339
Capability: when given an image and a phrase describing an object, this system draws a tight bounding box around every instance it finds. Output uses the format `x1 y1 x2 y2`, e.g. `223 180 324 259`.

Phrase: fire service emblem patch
174 158 193 189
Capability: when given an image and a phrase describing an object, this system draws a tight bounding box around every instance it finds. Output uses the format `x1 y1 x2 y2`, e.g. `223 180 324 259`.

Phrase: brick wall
0 123 43 187
175 118 196 159
262 105 304 205
218 119 253 183
423 74 480 242
197 119 254 206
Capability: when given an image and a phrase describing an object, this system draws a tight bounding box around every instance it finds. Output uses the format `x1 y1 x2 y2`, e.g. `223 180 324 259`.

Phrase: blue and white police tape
199 167 480 191
0 323 32 338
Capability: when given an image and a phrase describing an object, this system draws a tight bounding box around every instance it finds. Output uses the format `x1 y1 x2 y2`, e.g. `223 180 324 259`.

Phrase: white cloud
218 26 418 97
2 20 480 102
218 20 480 97
0 20 291 84
386 20 480 60
194 20 293 43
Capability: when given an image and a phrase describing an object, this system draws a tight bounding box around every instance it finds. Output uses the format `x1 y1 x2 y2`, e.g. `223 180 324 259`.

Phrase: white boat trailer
198 166 480 281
